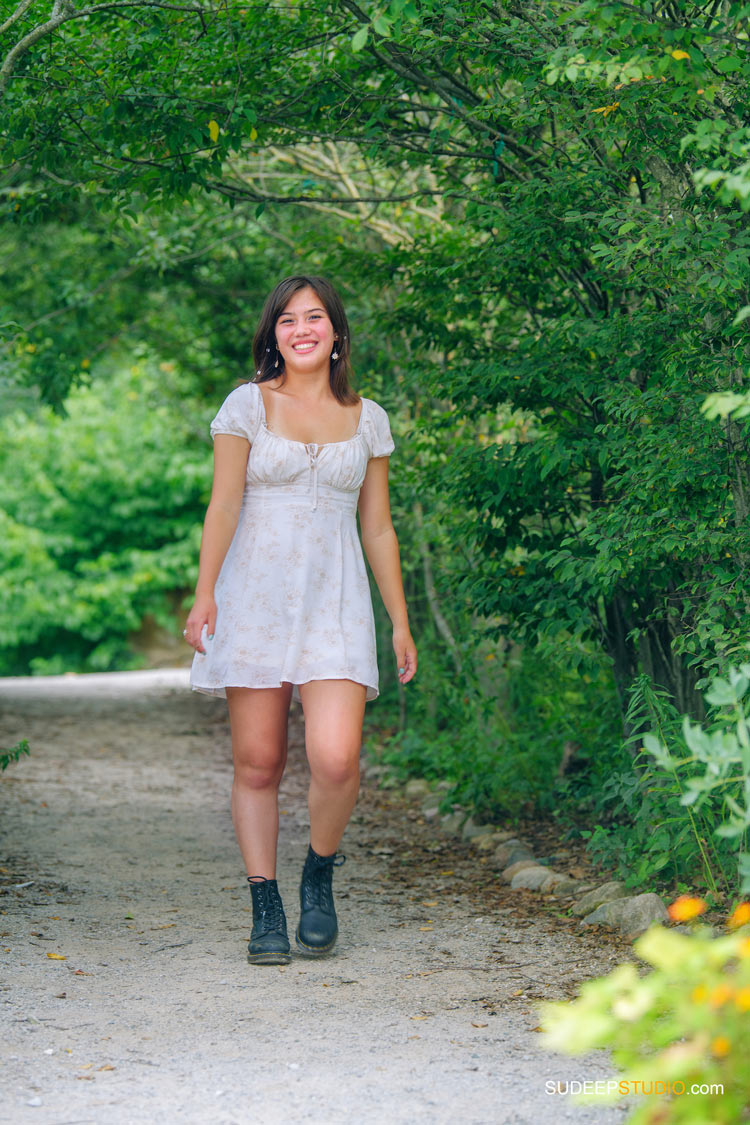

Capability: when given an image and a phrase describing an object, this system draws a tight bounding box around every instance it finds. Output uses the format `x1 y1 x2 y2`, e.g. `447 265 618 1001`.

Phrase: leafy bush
643 666 750 896
368 642 621 822
0 360 211 674
541 909 750 1124
1 739 30 772
580 669 750 896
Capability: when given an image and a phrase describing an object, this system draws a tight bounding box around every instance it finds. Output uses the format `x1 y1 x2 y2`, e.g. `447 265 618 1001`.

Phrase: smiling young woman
184 275 417 965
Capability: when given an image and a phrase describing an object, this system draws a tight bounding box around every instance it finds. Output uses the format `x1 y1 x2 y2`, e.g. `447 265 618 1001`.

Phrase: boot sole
247 950 292 965
294 928 337 957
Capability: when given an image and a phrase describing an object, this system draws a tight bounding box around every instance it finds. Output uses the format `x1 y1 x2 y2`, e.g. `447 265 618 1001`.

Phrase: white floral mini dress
190 380 395 702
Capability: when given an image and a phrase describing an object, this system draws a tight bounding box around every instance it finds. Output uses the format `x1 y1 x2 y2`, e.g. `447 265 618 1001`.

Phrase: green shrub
0 359 211 674
368 642 621 822
1 739 30 772
541 913 750 1124
581 668 750 896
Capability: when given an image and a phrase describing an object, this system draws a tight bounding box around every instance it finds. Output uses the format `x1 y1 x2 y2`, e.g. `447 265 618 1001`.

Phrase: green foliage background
2 0 749 889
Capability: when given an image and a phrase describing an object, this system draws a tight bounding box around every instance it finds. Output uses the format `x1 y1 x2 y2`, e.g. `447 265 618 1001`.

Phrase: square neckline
255 382 365 449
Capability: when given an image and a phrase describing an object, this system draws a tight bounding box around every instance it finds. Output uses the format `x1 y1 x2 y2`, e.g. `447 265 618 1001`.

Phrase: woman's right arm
184 434 250 653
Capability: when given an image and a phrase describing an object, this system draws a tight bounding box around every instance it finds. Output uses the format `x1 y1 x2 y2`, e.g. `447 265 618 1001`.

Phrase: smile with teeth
293 341 317 351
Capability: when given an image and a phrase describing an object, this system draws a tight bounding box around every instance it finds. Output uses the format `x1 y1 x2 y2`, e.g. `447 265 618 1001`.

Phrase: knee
233 744 285 791
309 747 360 789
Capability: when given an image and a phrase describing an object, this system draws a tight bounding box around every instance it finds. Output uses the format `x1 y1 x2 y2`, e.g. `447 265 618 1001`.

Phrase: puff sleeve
364 399 395 459
209 382 263 443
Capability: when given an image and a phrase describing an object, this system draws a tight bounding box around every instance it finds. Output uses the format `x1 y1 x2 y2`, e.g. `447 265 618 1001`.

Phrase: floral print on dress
191 382 395 702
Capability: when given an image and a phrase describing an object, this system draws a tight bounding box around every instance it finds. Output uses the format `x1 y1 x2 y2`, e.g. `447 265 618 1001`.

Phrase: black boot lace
248 876 287 935
301 854 346 914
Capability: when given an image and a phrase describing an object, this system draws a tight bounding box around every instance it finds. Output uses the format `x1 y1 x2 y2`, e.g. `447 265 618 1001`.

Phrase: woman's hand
184 593 217 654
393 626 417 685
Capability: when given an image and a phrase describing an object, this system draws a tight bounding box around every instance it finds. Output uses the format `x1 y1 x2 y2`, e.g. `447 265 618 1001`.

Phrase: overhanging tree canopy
2 0 748 720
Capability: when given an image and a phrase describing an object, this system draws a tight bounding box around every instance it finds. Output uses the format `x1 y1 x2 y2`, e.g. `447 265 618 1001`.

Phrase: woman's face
274 286 336 372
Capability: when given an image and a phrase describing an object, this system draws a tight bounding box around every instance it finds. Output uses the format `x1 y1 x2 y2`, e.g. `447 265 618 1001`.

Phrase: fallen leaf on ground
46 952 66 960
471 1022 488 1028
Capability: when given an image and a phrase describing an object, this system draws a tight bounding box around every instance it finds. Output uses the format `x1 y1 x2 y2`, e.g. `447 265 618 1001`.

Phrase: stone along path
0 671 629 1125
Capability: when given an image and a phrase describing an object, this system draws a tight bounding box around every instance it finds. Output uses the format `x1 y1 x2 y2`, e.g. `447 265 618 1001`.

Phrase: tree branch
0 0 38 37
0 0 212 97
413 500 464 678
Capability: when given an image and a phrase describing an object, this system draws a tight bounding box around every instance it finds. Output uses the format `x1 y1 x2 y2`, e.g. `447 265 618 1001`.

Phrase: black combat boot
247 876 291 965
295 845 346 957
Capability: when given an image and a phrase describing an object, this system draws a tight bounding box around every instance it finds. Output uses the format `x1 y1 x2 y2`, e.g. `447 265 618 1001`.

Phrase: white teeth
294 343 316 350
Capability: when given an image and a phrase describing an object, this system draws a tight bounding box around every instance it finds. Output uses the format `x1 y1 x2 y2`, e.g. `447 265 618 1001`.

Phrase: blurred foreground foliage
542 915 750 1125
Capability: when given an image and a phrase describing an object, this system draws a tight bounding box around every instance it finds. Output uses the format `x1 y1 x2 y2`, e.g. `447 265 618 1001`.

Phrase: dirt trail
1 671 628 1125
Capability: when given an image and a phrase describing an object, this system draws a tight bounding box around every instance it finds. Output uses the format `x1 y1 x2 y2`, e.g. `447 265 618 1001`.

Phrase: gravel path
1 671 629 1124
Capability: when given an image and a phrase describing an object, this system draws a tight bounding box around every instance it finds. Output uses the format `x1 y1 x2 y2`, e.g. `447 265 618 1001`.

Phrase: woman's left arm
358 457 417 685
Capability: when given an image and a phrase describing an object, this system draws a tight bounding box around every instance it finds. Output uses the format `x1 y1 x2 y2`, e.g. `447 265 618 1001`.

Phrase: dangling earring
274 348 280 368
331 338 339 361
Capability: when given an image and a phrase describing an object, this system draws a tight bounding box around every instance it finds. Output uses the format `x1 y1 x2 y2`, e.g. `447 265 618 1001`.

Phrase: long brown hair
252 276 359 405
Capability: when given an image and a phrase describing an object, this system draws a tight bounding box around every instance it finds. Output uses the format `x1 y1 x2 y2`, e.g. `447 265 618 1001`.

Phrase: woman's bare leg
297 679 367 855
225 684 293 878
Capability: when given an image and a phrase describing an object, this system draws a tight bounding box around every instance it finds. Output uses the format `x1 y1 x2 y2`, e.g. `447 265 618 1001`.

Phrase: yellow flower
691 984 708 1004
668 895 707 922
739 937 750 958
709 984 733 1008
712 1036 731 1057
734 988 750 1012
728 902 750 929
